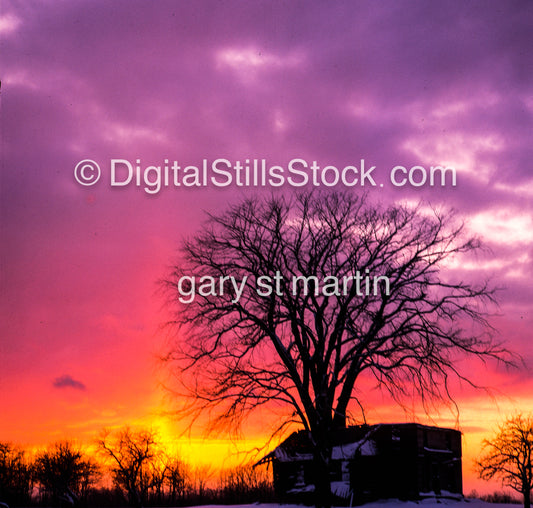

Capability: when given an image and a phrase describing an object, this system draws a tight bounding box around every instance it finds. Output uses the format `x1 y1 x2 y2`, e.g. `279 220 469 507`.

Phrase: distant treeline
0 428 274 508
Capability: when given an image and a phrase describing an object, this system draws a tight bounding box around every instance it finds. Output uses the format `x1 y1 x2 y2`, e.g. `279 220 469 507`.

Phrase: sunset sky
1 0 532 494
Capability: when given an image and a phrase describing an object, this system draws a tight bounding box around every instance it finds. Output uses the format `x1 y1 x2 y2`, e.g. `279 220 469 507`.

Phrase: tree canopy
477 414 533 508
164 192 509 507
33 441 99 506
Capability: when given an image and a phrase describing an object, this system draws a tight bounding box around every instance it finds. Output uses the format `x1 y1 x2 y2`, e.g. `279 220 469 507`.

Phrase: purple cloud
53 375 87 391
0 0 531 463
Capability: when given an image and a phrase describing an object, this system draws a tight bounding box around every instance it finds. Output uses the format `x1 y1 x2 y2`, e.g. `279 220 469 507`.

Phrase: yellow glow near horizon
6 388 531 495
138 414 275 471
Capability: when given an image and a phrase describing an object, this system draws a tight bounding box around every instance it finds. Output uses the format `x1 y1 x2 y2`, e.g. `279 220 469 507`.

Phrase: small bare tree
477 414 533 508
189 464 214 500
163 192 510 508
33 441 99 507
219 464 273 503
0 442 33 506
97 427 160 508
162 455 189 504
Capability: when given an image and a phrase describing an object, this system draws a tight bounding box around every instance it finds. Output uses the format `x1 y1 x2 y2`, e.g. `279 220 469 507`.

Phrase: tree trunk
313 447 332 508
524 488 531 508
332 412 346 429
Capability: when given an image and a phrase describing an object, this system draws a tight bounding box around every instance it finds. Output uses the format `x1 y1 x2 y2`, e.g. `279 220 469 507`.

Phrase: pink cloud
0 8 531 495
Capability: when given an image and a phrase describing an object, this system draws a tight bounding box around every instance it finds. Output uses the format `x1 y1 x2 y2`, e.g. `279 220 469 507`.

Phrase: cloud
53 375 87 391
1 0 532 457
0 13 21 37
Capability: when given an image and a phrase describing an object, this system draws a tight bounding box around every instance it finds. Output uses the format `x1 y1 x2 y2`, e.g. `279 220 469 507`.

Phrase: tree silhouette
162 455 189 505
477 414 533 508
0 442 33 506
97 427 165 508
164 192 510 507
33 441 99 507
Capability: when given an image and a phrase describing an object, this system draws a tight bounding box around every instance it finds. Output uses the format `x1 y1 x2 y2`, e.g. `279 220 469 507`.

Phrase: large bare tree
477 414 533 508
163 192 508 507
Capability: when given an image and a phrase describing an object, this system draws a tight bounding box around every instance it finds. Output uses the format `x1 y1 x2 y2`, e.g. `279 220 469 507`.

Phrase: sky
1 0 532 494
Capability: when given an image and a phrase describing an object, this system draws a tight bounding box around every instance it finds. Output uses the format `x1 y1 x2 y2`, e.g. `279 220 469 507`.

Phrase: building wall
271 424 462 504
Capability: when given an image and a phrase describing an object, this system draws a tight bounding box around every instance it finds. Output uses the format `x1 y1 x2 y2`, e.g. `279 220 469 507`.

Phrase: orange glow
2 2 531 501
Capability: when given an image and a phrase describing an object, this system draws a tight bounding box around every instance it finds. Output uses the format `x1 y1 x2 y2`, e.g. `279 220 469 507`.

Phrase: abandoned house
257 423 462 504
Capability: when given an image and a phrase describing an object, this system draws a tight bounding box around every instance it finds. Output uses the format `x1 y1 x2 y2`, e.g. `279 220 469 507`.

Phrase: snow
423 447 453 454
287 485 315 494
184 501 515 508
332 439 377 459
272 438 377 462
272 447 313 462
362 501 514 507
331 480 351 498
271 426 379 463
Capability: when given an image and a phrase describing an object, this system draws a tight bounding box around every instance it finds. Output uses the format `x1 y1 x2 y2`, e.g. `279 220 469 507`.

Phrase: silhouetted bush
468 489 522 504
217 464 275 504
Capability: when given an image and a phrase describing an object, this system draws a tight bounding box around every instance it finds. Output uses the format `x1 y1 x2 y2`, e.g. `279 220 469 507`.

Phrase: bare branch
161 191 516 508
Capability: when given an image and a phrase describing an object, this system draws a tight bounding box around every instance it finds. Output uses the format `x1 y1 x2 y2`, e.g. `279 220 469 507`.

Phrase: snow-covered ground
186 501 518 508
361 500 516 507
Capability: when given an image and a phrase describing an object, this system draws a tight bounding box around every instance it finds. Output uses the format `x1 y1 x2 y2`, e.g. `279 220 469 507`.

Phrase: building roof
256 423 460 465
